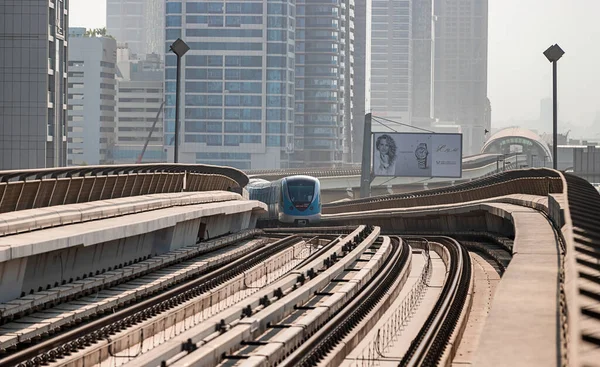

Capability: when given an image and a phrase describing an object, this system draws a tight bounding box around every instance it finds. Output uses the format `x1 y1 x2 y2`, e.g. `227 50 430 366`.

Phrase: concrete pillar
169 218 203 251
0 258 28 302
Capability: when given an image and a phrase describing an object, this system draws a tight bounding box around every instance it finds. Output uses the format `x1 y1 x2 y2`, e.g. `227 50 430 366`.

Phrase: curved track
279 236 411 367
400 236 472 367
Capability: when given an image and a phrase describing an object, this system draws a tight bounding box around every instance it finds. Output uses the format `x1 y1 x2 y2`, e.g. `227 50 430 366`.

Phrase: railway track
0 235 306 367
135 226 379 366
278 236 410 367
0 230 264 325
400 236 472 367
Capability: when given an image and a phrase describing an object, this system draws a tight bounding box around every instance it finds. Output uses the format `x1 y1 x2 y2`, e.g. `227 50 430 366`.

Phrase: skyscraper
433 0 488 155
411 0 434 128
351 0 372 163
164 0 295 169
0 0 68 169
67 30 118 165
370 0 412 131
106 0 165 59
292 0 354 167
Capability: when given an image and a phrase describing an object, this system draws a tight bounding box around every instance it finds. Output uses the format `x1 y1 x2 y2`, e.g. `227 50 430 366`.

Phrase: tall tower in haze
351 0 372 163
106 0 164 59
433 0 488 155
369 0 412 131
411 0 434 128
292 0 354 167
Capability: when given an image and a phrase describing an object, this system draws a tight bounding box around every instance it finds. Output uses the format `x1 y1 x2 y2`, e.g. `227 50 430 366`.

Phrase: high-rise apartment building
351 0 371 163
106 0 164 58
433 0 488 155
370 0 412 131
114 49 165 164
411 0 434 128
0 0 68 169
292 0 354 167
67 30 117 165
164 0 295 169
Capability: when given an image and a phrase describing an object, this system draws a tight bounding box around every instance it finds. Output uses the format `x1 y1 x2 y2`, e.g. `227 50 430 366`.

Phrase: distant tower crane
137 101 165 164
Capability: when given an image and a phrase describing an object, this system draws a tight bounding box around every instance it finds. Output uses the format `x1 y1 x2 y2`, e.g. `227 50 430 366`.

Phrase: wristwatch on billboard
415 143 429 169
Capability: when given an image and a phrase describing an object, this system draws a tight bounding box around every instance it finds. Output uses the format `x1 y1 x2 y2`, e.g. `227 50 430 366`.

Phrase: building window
166 2 182 14
166 16 182 27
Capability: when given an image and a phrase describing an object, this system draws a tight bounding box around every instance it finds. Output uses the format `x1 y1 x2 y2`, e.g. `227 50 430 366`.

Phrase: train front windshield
286 178 315 209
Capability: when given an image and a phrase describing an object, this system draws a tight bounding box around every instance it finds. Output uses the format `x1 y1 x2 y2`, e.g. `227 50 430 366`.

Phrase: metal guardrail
245 154 511 180
323 168 563 214
0 164 248 214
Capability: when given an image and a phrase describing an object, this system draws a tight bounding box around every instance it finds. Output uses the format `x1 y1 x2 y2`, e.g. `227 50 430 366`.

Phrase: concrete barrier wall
0 203 264 302
0 163 249 215
324 208 512 237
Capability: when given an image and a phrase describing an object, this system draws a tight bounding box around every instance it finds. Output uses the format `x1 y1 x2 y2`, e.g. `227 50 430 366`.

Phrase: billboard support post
360 113 372 198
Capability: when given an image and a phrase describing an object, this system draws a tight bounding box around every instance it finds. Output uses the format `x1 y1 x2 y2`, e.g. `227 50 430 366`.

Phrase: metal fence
353 240 432 366
0 164 247 214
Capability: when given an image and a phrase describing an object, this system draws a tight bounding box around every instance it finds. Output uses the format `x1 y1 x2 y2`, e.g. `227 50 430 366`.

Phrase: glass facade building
292 0 354 167
370 0 412 130
165 0 295 169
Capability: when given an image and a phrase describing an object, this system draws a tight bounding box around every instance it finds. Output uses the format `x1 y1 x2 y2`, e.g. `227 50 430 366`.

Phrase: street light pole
174 54 181 163
543 44 565 170
552 60 557 169
170 38 190 164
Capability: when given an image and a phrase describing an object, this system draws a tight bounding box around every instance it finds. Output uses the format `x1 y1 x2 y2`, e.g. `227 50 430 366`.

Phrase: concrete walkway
341 248 447 366
452 252 501 366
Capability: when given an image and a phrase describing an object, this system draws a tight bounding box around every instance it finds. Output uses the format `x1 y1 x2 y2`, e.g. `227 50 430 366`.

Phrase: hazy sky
70 0 600 130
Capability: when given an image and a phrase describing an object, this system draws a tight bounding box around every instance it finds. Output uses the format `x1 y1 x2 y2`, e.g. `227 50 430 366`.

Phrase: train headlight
309 206 313 210
289 206 294 210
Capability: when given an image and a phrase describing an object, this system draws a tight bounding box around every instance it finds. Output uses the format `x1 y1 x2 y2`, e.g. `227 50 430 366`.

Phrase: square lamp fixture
543 44 565 63
170 38 190 57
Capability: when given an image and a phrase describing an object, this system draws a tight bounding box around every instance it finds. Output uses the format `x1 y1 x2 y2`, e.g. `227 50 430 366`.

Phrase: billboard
372 133 463 178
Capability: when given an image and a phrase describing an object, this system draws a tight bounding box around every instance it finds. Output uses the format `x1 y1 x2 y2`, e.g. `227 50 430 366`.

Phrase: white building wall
67 36 117 165
115 79 165 163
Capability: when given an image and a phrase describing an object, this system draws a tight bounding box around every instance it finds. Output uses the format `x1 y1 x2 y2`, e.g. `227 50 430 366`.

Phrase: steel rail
1 236 303 367
263 225 359 234
279 236 410 367
400 236 472 367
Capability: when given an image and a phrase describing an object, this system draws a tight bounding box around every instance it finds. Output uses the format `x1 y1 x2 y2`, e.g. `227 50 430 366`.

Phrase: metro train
247 175 321 225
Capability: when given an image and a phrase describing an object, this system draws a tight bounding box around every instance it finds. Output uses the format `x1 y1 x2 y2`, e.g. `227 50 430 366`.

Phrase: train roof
283 175 320 182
